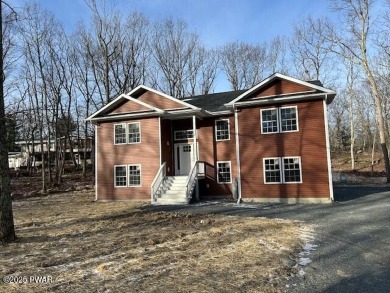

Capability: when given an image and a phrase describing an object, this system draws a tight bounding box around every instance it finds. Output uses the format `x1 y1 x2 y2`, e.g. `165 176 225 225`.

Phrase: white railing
185 161 204 202
150 162 166 203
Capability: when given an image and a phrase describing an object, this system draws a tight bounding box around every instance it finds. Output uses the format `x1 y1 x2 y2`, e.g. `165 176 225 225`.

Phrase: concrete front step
155 175 189 205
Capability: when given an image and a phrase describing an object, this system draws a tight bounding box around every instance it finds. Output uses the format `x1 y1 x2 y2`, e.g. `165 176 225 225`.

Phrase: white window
263 156 302 184
283 157 302 183
280 106 298 132
174 130 194 140
128 122 141 144
261 108 278 134
114 165 127 187
114 124 127 144
215 119 230 141
263 158 281 183
128 164 141 186
217 161 232 184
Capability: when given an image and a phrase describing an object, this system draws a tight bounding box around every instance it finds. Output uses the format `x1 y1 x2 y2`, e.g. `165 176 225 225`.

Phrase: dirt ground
1 189 305 293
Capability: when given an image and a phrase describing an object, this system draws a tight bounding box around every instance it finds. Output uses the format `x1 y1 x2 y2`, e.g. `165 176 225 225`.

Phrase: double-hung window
114 122 141 144
217 161 232 184
128 164 141 186
215 119 230 141
261 106 298 134
261 108 278 134
114 124 127 144
263 156 302 184
128 122 141 144
114 164 142 187
280 106 298 132
114 165 127 187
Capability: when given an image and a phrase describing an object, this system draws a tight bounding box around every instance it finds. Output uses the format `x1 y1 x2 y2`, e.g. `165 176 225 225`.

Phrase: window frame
128 164 142 187
282 156 302 183
127 122 141 144
114 165 127 187
114 123 127 145
174 130 194 141
260 108 279 134
215 119 230 141
263 156 303 184
279 106 299 133
263 157 282 184
217 161 232 184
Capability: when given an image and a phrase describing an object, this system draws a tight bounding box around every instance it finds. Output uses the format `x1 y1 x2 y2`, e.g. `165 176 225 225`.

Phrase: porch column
192 115 198 161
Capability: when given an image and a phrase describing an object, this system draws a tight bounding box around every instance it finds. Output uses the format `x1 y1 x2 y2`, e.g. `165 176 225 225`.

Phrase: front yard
1 189 305 292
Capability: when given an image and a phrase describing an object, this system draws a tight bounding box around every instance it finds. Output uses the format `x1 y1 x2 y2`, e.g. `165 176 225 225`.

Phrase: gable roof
86 74 336 123
227 73 336 105
183 89 247 113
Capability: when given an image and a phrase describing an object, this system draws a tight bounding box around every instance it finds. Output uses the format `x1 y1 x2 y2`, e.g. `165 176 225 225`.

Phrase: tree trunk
0 1 16 242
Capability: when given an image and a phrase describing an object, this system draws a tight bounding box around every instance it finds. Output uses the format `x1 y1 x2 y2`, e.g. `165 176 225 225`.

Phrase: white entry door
174 143 194 175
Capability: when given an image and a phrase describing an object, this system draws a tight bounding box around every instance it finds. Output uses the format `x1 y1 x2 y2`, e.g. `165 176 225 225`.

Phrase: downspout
192 115 198 161
234 105 242 203
323 96 334 202
94 124 98 201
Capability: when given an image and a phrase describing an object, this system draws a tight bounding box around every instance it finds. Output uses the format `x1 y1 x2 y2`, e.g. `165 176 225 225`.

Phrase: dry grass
1 190 304 293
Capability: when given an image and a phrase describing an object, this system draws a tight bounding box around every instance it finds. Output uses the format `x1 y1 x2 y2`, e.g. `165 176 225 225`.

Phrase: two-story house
87 73 336 204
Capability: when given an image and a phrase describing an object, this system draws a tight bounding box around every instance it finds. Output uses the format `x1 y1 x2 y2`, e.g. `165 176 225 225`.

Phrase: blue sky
13 0 335 47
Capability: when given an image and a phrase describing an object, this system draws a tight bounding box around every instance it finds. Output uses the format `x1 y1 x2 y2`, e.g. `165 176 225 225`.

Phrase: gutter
234 105 242 203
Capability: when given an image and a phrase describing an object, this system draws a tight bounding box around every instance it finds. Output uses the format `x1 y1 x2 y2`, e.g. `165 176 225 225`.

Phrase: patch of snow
298 257 312 266
298 268 306 276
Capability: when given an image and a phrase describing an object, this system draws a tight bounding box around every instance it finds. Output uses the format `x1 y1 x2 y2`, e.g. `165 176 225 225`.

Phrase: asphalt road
146 185 390 293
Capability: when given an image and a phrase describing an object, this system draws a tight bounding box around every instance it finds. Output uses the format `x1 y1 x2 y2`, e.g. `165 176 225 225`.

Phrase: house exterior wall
138 91 187 110
111 100 150 114
237 99 330 201
197 116 237 197
160 119 173 176
96 117 160 200
250 79 312 98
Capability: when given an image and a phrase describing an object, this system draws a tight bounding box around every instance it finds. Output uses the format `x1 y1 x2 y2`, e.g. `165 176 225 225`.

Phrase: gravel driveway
147 184 390 293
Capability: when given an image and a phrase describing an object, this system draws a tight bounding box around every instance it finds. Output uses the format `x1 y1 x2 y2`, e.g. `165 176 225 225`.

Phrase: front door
174 143 193 175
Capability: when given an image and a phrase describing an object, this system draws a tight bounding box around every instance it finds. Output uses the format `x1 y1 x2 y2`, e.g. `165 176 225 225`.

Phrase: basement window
217 161 232 184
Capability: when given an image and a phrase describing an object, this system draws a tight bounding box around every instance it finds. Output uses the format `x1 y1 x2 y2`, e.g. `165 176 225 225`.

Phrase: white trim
263 157 282 184
216 161 232 184
95 125 98 201
127 122 141 144
228 93 327 108
128 164 142 187
227 73 336 105
263 156 303 184
251 90 316 100
114 165 128 188
159 117 162 166
234 107 242 202
192 116 198 161
123 94 165 113
323 99 334 201
215 119 230 141
174 129 194 141
127 85 201 111
282 156 303 184
260 108 279 134
279 105 299 133
114 123 127 145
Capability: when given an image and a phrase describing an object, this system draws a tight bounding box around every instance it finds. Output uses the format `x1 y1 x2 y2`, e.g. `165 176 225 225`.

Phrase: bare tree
327 0 390 182
220 41 268 90
290 16 338 85
0 0 15 243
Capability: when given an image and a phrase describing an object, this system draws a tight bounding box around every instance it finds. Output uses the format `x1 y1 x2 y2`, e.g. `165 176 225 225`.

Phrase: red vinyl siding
138 91 188 110
96 117 160 200
238 100 330 199
110 99 151 114
197 116 237 197
250 79 313 99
